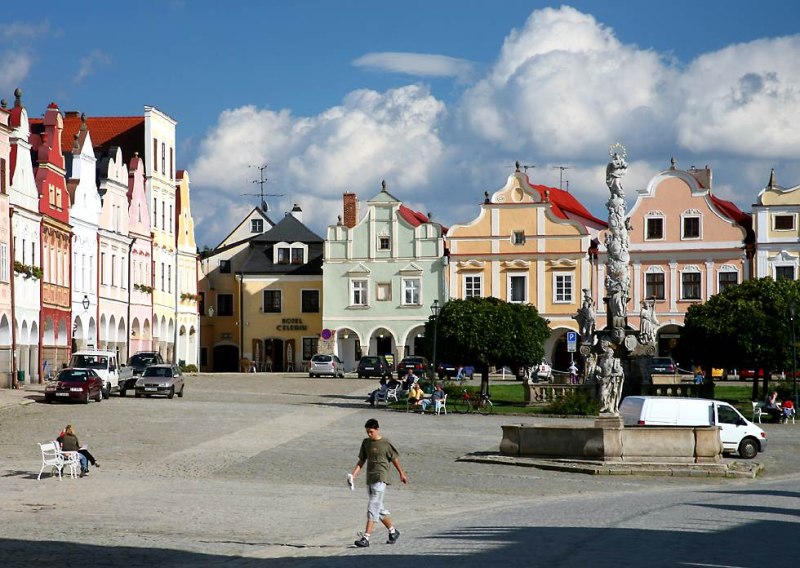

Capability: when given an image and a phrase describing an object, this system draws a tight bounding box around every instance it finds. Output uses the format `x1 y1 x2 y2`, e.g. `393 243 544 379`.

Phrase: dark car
396 356 430 380
122 351 165 394
357 356 392 379
436 362 475 380
650 357 677 374
134 364 185 399
44 368 103 404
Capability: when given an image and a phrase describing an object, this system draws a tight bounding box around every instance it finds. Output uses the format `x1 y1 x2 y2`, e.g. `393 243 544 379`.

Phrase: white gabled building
66 114 101 351
7 89 41 384
753 169 800 280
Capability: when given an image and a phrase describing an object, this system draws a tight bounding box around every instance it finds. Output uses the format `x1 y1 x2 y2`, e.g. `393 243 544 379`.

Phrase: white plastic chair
38 441 79 480
783 407 796 424
435 393 448 415
751 402 766 424
385 387 399 404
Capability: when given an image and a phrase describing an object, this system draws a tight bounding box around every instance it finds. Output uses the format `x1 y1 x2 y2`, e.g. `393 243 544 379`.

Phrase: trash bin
17 370 25 383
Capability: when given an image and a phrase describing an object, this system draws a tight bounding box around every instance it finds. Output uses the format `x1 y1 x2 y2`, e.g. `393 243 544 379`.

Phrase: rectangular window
263 290 282 313
291 248 304 265
111 255 116 287
512 230 525 245
169 147 174 178
302 290 320 313
169 204 173 233
219 259 231 274
55 187 62 210
302 337 319 361
200 347 208 367
100 252 106 284
217 293 234 316
167 266 171 293
645 273 665 300
251 219 263 233
682 272 701 300
378 236 391 251
121 256 126 289
161 200 165 230
0 244 8 282
199 291 205 316
277 248 290 264
153 198 157 225
509 275 526 303
161 262 165 291
153 139 158 174
682 216 700 239
774 215 795 231
351 280 368 306
554 273 573 303
0 157 6 193
646 218 664 240
161 142 166 174
718 271 738 292
376 282 391 301
402 278 421 305
776 266 796 280
464 275 482 298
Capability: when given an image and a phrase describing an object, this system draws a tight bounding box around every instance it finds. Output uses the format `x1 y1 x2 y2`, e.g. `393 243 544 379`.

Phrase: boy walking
351 418 408 547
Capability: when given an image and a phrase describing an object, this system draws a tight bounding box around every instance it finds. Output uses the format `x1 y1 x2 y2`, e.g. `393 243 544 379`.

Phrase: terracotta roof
398 204 449 234
32 113 144 154
710 194 752 230
524 174 608 228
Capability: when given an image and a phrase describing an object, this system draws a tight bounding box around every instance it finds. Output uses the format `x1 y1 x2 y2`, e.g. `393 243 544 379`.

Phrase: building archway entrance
213 344 239 372
264 338 285 371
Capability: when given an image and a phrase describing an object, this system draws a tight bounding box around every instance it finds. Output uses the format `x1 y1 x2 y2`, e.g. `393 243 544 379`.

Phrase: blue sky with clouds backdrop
3 0 800 248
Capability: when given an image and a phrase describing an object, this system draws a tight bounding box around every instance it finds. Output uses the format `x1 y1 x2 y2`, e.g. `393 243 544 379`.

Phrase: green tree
424 297 550 395
679 277 800 400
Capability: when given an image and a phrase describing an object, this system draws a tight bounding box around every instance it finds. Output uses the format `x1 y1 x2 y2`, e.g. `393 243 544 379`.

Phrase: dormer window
277 247 290 264
378 236 391 251
291 248 304 264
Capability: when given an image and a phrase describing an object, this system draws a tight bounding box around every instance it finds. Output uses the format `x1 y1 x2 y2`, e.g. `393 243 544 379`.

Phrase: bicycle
454 389 494 414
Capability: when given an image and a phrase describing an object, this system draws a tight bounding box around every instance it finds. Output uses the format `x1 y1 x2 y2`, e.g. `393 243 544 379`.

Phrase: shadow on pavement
1 508 797 567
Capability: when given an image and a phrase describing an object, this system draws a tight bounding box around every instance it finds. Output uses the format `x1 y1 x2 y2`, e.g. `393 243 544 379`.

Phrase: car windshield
57 370 90 382
143 367 173 377
130 354 157 366
361 357 380 364
312 355 332 363
402 358 425 364
71 355 108 369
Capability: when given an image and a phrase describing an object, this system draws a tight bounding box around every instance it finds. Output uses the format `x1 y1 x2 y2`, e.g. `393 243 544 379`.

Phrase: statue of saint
594 340 624 414
573 289 596 343
606 151 628 199
639 297 659 345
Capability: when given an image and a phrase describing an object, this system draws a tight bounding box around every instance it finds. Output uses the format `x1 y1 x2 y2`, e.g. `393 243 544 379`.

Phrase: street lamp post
791 302 798 409
430 300 440 391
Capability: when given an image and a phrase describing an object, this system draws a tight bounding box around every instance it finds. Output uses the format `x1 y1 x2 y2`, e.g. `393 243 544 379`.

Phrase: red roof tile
398 204 448 234
31 113 143 153
710 194 752 229
523 174 607 228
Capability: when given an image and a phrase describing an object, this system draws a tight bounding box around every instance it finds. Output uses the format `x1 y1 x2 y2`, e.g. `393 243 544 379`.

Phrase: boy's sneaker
354 535 370 548
387 529 400 544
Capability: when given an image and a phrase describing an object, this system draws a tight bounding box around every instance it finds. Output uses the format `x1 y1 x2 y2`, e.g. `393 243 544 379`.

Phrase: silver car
134 364 185 399
309 354 345 378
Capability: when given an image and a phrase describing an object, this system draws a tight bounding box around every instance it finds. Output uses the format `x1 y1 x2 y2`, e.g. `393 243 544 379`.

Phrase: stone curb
457 452 764 479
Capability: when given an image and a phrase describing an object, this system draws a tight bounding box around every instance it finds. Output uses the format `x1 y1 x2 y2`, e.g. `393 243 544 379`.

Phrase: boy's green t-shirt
358 437 399 484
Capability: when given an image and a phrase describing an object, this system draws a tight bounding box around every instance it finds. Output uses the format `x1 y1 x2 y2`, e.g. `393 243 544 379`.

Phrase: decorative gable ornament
398 262 423 275
548 258 578 267
347 263 371 275
456 259 485 270
501 259 530 269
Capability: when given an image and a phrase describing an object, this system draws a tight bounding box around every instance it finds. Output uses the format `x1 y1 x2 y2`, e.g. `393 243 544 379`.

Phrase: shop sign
277 318 307 331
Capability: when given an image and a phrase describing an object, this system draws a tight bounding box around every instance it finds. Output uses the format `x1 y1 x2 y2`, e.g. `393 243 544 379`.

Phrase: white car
309 354 345 378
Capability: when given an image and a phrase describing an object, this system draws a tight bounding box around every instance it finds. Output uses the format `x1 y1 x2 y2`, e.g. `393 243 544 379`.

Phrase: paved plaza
1 374 799 567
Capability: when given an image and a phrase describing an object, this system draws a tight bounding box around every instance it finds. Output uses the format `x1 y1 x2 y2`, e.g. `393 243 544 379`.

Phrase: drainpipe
173 247 178 364
126 237 135 361
238 271 244 368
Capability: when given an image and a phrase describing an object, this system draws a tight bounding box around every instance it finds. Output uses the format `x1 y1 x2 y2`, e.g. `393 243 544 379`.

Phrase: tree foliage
424 297 550 394
679 277 800 399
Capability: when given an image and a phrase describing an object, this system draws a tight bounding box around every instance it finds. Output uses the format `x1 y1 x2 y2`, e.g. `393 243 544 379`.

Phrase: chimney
290 203 303 223
343 192 358 228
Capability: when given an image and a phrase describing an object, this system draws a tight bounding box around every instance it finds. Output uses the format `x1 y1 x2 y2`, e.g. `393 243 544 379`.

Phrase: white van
619 396 767 459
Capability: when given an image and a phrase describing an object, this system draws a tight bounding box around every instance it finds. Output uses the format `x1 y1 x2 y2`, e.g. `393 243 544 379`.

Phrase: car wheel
94 388 102 402
178 385 185 398
83 391 90 404
135 391 142 398
168 387 175 400
45 395 53 404
309 373 314 378
739 438 758 460
102 382 111 399
120 388 126 397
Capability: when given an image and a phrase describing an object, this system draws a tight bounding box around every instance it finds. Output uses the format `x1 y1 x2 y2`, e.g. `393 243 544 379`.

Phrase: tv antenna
241 164 284 212
552 165 572 190
510 160 536 174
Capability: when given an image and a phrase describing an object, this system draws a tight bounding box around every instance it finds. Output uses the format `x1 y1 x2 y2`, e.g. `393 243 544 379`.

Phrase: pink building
599 161 752 360
127 153 153 353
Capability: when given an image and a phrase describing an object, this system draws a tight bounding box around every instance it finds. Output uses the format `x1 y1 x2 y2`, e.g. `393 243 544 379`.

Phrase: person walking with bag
350 418 408 547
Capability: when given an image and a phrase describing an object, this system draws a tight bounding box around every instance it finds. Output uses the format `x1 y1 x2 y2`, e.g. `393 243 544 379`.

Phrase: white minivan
619 396 767 459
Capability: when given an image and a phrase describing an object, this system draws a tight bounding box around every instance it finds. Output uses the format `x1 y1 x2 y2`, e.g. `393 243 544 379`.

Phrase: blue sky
4 1 800 247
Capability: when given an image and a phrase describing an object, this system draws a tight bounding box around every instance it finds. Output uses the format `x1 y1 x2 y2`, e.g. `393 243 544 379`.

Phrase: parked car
69 350 133 398
122 351 165 395
435 362 475 379
44 368 103 404
649 357 677 374
357 356 391 379
134 364 185 399
739 368 766 379
396 356 430 380
309 354 345 378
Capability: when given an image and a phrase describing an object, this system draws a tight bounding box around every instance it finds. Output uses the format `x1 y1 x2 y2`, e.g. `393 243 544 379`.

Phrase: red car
44 368 103 404
739 369 765 379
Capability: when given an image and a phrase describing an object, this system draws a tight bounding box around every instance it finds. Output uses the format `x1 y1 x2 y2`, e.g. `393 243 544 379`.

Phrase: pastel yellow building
446 168 606 370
